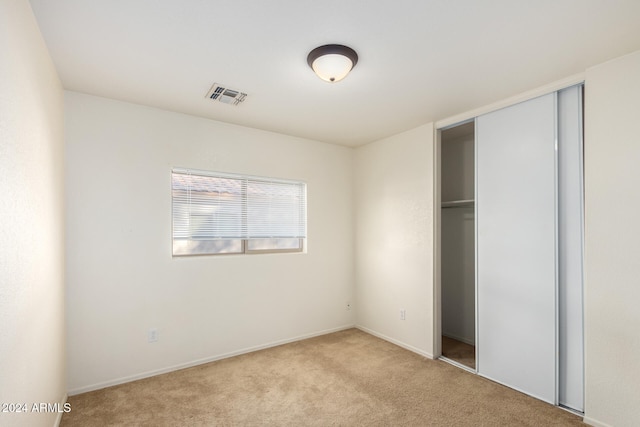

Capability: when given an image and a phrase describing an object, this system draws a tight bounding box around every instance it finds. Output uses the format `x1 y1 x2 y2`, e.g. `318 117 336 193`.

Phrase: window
172 169 306 256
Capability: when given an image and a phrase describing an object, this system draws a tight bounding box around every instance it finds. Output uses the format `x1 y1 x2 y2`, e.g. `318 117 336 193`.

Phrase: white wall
0 1 66 426
354 124 435 356
64 92 354 393
583 50 640 427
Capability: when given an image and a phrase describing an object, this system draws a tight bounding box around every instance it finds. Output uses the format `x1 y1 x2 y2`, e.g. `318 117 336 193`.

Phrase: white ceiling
29 0 640 147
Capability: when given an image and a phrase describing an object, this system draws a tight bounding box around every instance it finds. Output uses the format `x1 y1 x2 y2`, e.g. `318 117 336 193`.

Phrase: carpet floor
61 328 583 426
441 336 476 370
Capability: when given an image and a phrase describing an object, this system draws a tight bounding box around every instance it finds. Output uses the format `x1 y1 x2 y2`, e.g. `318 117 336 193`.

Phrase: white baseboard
53 393 68 427
68 324 355 396
355 325 433 359
582 416 612 427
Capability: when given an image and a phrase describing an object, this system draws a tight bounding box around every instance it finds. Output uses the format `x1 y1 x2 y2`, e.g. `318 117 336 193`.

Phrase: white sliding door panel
558 85 584 412
477 94 557 404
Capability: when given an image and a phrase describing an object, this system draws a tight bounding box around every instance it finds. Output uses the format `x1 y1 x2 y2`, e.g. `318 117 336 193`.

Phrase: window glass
172 169 306 256
246 238 303 253
173 239 243 256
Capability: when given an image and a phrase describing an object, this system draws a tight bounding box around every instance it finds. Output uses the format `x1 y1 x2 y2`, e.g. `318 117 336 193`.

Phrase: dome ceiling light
307 44 358 83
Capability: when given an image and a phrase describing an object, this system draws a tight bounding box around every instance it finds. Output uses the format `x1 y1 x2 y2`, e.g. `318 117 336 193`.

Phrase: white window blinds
172 169 307 243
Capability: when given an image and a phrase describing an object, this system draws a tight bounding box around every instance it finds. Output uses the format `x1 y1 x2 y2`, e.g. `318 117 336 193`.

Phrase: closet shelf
441 199 475 208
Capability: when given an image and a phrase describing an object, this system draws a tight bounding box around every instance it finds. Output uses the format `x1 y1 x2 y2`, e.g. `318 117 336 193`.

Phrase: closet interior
440 121 476 370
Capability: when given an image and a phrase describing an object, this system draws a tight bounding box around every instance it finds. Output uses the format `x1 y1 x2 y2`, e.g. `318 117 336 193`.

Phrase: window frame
171 168 306 257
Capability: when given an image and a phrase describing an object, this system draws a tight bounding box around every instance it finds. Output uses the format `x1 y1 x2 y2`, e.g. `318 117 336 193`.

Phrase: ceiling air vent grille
206 83 247 106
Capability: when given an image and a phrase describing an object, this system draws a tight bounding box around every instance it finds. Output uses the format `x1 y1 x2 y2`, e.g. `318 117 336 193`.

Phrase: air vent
205 83 247 106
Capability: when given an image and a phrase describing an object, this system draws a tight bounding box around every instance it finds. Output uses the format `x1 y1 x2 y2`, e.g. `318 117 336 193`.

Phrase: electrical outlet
346 302 352 311
400 309 406 320
148 328 158 343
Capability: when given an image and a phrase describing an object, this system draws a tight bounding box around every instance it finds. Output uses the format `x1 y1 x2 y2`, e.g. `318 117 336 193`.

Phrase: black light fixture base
307 44 359 69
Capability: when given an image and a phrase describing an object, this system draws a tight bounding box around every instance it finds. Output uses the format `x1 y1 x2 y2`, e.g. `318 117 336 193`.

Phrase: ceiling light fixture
307 44 358 83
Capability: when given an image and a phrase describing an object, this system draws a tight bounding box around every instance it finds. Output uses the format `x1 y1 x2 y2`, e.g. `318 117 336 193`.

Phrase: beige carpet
441 336 476 370
61 329 583 426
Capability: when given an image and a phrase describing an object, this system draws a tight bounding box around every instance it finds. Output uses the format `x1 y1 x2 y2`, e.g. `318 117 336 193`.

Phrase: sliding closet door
558 85 584 412
476 93 557 404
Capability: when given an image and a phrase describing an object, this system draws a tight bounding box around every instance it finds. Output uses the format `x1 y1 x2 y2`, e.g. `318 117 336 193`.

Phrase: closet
440 121 475 370
437 85 584 413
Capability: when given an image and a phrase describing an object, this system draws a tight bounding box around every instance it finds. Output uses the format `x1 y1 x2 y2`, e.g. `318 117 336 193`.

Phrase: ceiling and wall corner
27 0 640 147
